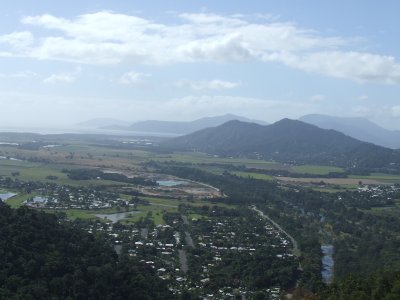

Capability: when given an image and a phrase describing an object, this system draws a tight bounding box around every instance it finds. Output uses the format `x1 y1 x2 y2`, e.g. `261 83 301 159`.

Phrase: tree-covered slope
0 203 172 300
165 118 400 170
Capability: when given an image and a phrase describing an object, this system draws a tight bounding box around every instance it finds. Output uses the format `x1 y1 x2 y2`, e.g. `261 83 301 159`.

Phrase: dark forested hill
0 203 172 299
164 118 400 170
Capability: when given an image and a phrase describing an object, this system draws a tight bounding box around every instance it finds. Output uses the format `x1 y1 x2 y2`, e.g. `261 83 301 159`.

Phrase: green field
6 193 35 208
232 171 274 180
151 152 284 168
291 165 344 175
36 195 234 225
0 160 127 187
349 173 400 184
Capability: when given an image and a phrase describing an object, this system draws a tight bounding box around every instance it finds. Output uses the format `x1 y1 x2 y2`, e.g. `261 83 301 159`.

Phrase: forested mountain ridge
0 203 173 299
127 114 268 134
164 118 400 170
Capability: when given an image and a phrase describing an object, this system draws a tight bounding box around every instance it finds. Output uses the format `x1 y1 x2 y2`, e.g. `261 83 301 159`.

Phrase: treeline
63 168 158 186
0 203 173 299
321 270 400 299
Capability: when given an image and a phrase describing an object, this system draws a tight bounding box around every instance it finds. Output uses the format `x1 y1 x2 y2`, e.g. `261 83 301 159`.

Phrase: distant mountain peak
164 118 400 170
299 114 400 149
128 114 268 135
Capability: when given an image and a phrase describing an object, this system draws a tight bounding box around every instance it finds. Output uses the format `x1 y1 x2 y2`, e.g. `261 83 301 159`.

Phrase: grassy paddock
291 165 344 175
349 173 400 184
6 193 34 208
232 171 274 181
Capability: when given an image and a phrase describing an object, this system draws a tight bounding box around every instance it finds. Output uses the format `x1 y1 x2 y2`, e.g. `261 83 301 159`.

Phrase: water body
321 245 334 284
0 156 21 161
0 126 180 137
96 211 140 223
0 192 17 201
157 180 187 187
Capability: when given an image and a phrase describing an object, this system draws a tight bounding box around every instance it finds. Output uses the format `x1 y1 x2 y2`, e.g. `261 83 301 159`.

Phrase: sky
1 0 400 129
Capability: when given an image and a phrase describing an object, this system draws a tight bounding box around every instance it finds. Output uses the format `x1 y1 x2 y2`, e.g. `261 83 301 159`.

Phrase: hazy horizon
1 1 400 129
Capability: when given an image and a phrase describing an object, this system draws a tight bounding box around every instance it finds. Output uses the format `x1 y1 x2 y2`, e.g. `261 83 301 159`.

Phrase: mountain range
126 114 268 134
299 114 400 149
164 118 400 170
76 114 400 150
78 114 268 135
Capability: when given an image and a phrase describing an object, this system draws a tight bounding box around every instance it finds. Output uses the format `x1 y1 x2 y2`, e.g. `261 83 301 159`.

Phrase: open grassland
277 176 390 186
349 173 400 184
23 195 236 225
362 200 400 217
151 152 287 169
0 159 127 187
311 186 357 193
6 193 35 208
232 171 274 181
291 165 344 175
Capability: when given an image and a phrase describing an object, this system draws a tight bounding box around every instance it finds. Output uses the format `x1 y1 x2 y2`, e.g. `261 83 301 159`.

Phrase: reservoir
96 211 140 223
321 245 334 284
157 180 187 187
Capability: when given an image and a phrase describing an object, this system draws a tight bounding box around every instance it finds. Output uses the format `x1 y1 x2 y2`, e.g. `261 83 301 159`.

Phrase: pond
321 245 334 284
0 192 17 201
157 180 187 187
95 211 140 223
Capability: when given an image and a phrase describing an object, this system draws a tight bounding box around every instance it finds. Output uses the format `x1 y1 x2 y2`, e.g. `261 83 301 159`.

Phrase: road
181 215 195 248
250 205 300 257
178 249 188 273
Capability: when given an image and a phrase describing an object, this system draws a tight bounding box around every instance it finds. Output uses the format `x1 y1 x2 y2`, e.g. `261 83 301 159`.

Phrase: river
321 245 334 284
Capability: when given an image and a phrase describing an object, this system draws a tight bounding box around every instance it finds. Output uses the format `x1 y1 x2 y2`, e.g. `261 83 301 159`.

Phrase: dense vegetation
0 203 172 299
150 161 400 295
164 119 400 171
322 270 400 299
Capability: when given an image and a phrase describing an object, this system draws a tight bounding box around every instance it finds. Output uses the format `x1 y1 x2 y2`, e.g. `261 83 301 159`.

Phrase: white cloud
43 67 81 84
352 106 373 117
0 11 397 84
11 70 39 78
118 71 150 85
0 31 33 50
270 51 400 84
43 73 76 84
0 70 39 79
358 95 369 100
158 95 314 121
175 79 241 90
391 106 400 118
309 94 325 102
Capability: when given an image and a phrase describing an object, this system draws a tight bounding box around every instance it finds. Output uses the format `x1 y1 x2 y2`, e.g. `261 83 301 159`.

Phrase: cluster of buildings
84 207 296 299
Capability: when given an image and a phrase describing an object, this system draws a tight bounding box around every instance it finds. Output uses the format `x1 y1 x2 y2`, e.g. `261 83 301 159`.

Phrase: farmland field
232 171 274 180
291 165 344 175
